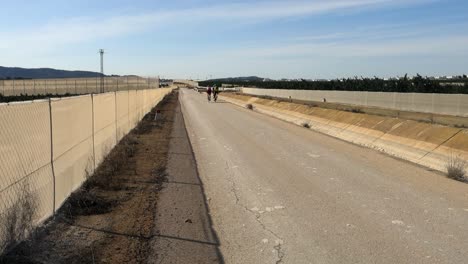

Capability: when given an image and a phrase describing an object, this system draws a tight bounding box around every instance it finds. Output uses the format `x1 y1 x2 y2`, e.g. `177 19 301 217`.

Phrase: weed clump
63 192 114 220
302 123 310 128
84 135 139 191
0 183 37 255
446 155 466 182
351 108 364 114
246 104 253 110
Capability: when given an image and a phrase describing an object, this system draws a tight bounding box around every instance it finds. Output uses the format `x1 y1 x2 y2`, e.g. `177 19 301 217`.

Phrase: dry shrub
302 123 310 128
84 135 139 191
246 104 253 110
351 108 364 114
446 155 467 182
62 135 140 220
0 182 38 255
62 191 115 221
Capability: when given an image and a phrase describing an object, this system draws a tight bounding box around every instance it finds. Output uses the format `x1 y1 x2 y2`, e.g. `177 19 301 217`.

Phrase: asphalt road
179 89 468 264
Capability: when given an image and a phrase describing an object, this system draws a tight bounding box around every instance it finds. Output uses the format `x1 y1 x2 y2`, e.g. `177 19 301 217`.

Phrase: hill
0 66 104 79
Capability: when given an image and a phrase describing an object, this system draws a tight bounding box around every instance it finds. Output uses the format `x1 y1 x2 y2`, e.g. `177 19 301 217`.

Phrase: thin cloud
0 0 433 51
205 35 468 58
189 0 389 19
295 20 468 44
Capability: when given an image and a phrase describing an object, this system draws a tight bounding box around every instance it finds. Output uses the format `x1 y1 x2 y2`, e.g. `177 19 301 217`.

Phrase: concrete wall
242 88 468 117
0 88 173 249
0 77 160 96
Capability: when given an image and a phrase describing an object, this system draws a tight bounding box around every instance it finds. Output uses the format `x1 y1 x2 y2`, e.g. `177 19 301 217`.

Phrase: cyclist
213 85 220 102
206 86 212 101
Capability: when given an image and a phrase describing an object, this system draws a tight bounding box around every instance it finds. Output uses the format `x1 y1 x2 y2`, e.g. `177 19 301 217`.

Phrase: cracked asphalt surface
180 89 468 264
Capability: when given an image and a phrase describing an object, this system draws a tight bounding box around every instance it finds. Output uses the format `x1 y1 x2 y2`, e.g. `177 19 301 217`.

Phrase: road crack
224 161 240 204
224 161 286 263
274 242 285 264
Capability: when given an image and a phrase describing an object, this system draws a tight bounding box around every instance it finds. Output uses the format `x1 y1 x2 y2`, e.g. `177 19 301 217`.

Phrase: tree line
200 74 468 94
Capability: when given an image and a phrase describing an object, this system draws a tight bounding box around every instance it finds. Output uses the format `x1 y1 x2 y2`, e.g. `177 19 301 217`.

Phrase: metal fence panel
0 101 54 225
116 91 130 141
51 96 94 209
93 93 117 166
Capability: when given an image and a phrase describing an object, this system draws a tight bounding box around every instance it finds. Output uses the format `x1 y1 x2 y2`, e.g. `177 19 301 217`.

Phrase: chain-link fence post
114 91 118 144
48 98 56 214
91 94 96 171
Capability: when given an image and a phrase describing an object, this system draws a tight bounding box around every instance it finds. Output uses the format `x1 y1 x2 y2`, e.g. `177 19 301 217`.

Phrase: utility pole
99 49 105 93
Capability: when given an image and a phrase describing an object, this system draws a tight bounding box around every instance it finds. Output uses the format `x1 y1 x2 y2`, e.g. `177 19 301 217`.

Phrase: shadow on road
148 95 224 264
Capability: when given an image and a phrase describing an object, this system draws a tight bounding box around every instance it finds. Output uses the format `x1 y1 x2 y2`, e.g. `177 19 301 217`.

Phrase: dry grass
84 135 139 191
350 108 364 114
0 181 38 255
446 155 467 182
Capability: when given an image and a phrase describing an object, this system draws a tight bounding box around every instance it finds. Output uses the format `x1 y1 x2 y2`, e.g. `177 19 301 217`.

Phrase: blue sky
1 0 468 79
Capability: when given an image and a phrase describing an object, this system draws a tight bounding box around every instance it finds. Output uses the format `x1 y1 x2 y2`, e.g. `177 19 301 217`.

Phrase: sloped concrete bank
220 93 468 174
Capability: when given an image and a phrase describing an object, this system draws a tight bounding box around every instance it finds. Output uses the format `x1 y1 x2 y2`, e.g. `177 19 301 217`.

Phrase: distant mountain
207 76 271 82
0 66 105 79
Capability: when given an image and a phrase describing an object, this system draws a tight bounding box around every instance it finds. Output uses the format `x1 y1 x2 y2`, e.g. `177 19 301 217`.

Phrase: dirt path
1 90 221 264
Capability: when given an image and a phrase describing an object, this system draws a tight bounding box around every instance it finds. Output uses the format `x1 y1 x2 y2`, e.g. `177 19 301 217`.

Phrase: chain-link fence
0 76 160 96
0 87 172 254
